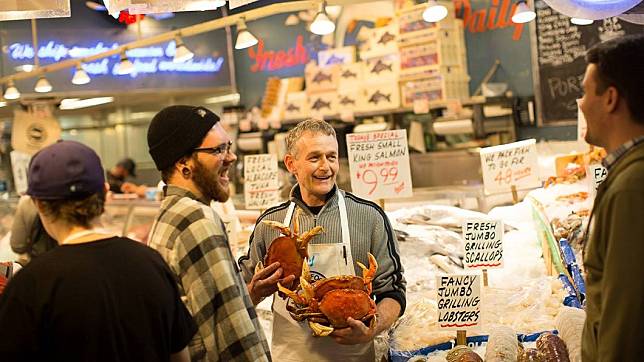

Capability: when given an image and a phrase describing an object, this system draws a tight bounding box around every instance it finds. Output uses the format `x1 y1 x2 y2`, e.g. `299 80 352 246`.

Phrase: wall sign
463 219 504 269
437 274 481 330
346 130 413 200
244 154 280 210
479 139 540 195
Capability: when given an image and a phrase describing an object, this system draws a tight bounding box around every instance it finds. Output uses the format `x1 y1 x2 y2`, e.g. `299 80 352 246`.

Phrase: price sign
244 154 279 210
10 150 31 195
463 220 504 269
479 139 540 195
346 130 413 200
588 164 607 191
437 274 481 330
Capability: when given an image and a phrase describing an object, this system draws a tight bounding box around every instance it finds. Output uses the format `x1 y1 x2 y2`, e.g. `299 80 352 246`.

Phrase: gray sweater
238 185 406 313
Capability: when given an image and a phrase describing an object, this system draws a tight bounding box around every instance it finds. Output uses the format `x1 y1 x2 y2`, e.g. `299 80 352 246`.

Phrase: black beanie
147 105 219 170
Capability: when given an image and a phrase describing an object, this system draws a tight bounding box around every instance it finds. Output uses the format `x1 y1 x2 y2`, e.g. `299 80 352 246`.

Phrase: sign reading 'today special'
346 130 413 200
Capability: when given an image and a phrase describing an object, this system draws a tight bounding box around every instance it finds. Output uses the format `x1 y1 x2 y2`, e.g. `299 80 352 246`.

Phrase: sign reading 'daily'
244 154 279 210
346 130 413 200
437 274 481 330
479 139 540 195
463 219 504 269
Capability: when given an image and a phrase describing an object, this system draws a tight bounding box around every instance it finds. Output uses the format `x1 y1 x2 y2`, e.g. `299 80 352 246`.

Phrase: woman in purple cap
0 140 196 362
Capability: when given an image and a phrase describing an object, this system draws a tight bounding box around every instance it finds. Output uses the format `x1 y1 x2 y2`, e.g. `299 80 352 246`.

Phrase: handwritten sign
463 220 504 269
437 274 481 330
588 164 607 191
244 154 279 210
479 139 540 195
346 130 413 200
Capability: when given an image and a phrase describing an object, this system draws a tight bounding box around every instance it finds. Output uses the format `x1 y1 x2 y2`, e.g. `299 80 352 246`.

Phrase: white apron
271 193 375 361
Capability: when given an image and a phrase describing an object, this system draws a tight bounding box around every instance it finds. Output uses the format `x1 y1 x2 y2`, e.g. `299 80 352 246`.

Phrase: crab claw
293 208 300 235
300 276 315 304
356 253 378 295
254 261 264 274
298 226 324 254
302 258 312 283
262 220 292 237
308 321 334 337
278 282 307 304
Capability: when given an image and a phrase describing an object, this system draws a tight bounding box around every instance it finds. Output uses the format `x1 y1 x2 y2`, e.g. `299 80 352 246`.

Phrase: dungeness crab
258 209 324 290
277 253 378 336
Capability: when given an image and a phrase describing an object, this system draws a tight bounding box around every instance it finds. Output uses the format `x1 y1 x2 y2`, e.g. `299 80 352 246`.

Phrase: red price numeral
362 169 378 195
494 169 512 186
380 167 399 184
362 167 400 195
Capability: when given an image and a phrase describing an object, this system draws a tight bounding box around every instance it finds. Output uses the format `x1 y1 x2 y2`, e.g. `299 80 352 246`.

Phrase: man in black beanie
147 105 271 362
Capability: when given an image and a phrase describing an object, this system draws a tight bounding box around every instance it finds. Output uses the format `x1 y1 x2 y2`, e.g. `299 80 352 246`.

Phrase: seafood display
536 332 570 362
259 209 324 289
278 253 378 336
555 307 585 362
485 325 519 362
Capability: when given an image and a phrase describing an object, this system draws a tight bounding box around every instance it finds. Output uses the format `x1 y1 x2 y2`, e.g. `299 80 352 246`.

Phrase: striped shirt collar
602 136 644 170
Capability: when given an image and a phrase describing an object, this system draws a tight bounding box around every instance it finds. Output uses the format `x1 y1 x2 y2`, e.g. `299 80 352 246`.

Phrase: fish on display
370 60 393 75
368 91 391 105
341 69 358 79
286 103 300 112
312 72 333 84
377 31 396 45
311 99 331 111
325 54 346 65
339 96 356 106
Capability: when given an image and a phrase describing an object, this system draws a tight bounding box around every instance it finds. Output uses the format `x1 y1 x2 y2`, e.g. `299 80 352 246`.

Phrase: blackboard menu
533 0 643 124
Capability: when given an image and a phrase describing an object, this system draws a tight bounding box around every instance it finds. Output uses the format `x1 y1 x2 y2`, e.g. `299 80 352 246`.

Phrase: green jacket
583 141 644 361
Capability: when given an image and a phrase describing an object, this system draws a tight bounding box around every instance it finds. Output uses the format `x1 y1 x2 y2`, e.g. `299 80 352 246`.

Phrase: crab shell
318 289 376 328
264 236 308 285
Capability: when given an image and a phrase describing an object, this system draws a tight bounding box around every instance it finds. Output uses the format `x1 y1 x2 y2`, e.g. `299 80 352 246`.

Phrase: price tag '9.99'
346 130 413 200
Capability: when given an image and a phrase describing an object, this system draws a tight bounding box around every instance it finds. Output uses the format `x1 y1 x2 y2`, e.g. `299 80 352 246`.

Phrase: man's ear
605 86 619 113
284 153 296 175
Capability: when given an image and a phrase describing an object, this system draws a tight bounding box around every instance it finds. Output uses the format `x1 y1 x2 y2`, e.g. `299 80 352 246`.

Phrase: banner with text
244 154 279 210
463 219 504 269
437 274 481 330
480 139 540 195
346 130 413 200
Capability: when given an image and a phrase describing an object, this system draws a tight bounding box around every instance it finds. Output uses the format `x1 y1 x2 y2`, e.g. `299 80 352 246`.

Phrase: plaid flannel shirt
602 136 644 171
149 186 270 362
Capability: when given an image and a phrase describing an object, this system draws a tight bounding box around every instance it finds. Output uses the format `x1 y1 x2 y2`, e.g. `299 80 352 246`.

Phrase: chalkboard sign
532 0 644 124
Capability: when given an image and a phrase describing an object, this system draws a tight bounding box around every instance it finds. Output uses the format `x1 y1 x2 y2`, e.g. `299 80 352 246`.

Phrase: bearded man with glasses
147 105 270 362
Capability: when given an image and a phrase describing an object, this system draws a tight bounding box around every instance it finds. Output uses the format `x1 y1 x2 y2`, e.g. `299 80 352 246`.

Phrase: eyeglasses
193 141 233 157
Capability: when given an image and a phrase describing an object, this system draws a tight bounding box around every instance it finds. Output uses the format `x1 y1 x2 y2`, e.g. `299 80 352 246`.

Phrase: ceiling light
325 5 342 19
285 14 300 26
173 36 194 63
571 17 593 25
235 17 258 50
4 80 20 100
116 51 135 75
423 1 448 22
213 0 226 7
72 64 91 85
310 1 335 35
0 101 6 107
59 97 114 110
15 64 34 72
512 1 536 23
34 75 52 93
205 92 241 104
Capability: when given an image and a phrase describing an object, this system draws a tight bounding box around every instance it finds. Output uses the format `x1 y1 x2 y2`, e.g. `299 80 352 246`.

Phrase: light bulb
116 52 135 75
423 1 448 22
512 1 536 23
34 76 53 93
571 17 593 25
72 64 91 85
173 37 194 63
235 18 258 50
310 10 335 35
4 81 20 100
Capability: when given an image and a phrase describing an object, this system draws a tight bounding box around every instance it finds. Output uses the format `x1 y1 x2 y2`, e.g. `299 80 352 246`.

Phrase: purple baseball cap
27 140 106 200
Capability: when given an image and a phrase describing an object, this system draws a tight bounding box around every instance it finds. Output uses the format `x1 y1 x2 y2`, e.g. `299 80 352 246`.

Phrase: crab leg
297 226 324 258
293 208 300 235
308 321 334 337
262 220 292 237
356 253 378 295
277 282 307 305
301 258 312 283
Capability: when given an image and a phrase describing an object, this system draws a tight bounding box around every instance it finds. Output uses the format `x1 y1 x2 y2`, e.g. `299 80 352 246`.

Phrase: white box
305 63 340 93
361 83 400 111
338 63 364 90
318 46 356 66
308 91 338 117
363 54 400 84
284 91 309 120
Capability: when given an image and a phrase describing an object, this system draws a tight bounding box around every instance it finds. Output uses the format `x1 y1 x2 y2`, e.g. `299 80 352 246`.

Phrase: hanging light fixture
423 0 448 22
34 75 53 93
4 80 20 100
512 1 536 23
235 17 258 50
72 63 91 85
571 17 593 25
212 0 227 7
116 51 135 75
310 1 335 35
173 35 194 63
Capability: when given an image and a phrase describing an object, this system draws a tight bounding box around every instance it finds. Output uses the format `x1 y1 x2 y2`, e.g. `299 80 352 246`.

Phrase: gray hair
285 119 336 156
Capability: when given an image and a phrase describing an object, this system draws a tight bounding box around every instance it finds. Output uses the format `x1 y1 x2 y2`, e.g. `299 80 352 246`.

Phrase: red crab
257 209 324 290
278 253 378 336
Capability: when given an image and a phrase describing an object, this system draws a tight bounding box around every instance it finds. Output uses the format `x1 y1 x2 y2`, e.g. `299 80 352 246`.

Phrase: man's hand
247 262 296 305
330 317 377 345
